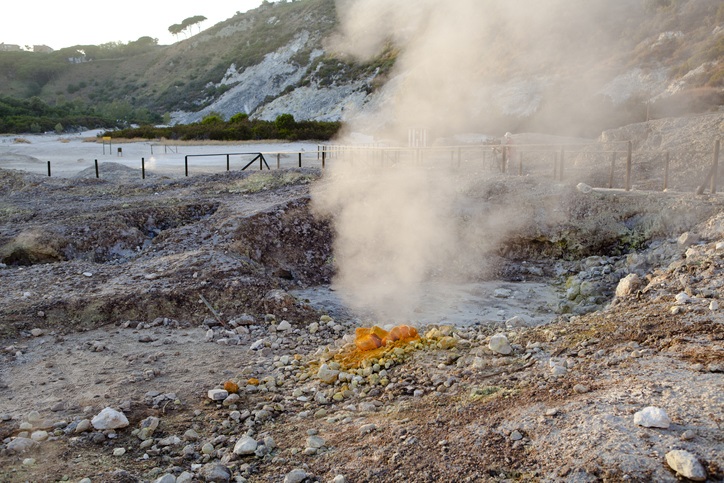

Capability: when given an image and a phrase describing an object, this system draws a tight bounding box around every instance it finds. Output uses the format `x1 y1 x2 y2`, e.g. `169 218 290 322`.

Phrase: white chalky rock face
91 407 129 430
665 450 707 481
488 333 512 355
633 406 670 428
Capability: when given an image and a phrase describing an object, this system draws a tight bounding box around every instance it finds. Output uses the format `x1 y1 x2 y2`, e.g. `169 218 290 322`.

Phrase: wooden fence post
609 152 615 188
625 141 632 191
711 139 720 194
663 151 669 191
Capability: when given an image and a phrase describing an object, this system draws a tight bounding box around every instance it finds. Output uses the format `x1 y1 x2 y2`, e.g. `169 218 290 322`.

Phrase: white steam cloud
313 0 640 322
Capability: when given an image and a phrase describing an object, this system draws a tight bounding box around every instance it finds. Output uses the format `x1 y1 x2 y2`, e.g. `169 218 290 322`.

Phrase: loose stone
633 406 671 428
665 450 706 481
91 407 129 430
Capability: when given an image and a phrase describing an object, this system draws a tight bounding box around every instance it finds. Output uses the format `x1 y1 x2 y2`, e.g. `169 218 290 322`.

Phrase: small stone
233 435 258 455
710 300 719 311
113 447 126 456
317 363 340 384
79 479 92 483
207 389 228 401
75 419 92 433
510 430 523 441
22 458 36 465
677 232 698 248
665 450 706 481
488 333 512 355
82 272 93 277
201 442 215 454
91 407 129 430
176 472 194 483
633 406 670 428
30 430 48 441
30 328 44 337
154 474 177 483
200 463 232 483
576 182 592 194
306 435 325 449
680 429 695 441
674 292 691 305
284 468 308 483
545 408 559 417
360 423 377 434
332 476 347 483
7 437 38 453
615 273 641 298
551 365 567 376
277 320 292 331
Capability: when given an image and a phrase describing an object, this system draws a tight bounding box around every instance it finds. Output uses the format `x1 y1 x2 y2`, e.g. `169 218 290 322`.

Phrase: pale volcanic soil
0 139 723 483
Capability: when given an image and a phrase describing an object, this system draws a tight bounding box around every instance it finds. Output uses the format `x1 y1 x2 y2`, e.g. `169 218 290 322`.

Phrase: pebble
154 474 177 483
615 273 641 297
573 384 589 394
317 363 340 384
510 430 523 441
22 458 35 465
332 476 347 483
200 463 232 482
680 429 695 441
283 468 308 483
75 419 92 433
30 430 48 441
113 447 126 456
306 435 325 449
665 449 706 481
277 320 292 331
360 423 377 434
30 328 44 337
633 406 671 428
488 333 512 355
7 437 38 453
201 442 215 454
233 435 258 455
91 407 129 430
207 389 228 401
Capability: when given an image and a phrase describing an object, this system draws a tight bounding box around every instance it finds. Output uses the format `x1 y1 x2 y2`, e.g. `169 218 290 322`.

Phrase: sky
3 0 264 50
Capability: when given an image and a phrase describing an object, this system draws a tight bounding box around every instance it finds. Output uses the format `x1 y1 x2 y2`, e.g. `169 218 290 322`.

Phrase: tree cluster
168 16 208 40
103 113 340 142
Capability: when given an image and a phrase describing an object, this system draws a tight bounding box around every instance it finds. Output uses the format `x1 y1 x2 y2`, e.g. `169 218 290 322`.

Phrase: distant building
33 45 53 53
0 43 22 52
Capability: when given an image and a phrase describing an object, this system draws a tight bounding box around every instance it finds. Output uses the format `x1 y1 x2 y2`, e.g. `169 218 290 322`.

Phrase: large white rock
91 407 129 430
615 273 641 297
488 333 512 355
233 435 258 455
665 450 707 481
633 406 671 428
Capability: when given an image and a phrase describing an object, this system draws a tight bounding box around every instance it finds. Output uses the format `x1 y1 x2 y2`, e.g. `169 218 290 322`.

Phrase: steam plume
313 0 640 322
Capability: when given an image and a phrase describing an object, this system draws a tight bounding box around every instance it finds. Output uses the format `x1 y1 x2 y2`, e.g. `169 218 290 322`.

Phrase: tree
275 113 296 131
168 24 184 40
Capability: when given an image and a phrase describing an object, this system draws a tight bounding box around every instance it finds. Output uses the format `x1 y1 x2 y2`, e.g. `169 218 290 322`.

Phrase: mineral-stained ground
0 163 722 482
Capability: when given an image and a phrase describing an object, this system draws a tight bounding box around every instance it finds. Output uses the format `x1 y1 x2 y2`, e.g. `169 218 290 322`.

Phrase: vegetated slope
0 0 721 134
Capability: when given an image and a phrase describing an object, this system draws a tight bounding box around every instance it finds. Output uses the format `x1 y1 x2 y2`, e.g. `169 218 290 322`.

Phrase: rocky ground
0 163 722 483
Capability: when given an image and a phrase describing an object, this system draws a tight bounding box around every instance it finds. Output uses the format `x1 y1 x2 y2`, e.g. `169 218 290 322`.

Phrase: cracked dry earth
0 163 723 483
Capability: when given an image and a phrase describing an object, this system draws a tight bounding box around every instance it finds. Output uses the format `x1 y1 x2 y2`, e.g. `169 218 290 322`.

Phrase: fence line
36 138 721 194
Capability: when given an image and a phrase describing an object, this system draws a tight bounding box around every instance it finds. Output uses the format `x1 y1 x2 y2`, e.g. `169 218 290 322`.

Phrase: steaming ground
293 281 559 327
1 162 723 482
